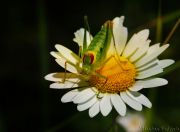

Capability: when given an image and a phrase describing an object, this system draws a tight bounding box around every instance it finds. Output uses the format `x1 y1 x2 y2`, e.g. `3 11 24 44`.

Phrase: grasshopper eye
83 52 95 65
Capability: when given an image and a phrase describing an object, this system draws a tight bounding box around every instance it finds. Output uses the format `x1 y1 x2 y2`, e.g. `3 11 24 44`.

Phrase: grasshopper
63 17 115 93
80 17 113 76
78 17 114 98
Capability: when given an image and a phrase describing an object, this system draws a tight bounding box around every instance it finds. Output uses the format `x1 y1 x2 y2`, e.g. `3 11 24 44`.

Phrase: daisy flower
116 112 145 132
45 16 174 118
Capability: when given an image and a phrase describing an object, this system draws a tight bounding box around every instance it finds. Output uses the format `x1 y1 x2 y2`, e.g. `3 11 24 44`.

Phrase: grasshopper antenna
110 24 128 71
83 15 92 52
84 15 92 41
83 16 87 51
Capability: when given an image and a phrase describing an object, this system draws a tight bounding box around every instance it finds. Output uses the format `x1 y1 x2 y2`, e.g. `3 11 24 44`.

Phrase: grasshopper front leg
63 61 67 83
61 60 82 83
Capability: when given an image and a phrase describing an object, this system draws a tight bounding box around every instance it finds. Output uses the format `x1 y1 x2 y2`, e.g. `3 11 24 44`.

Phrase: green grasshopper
62 17 126 98
80 17 113 76
63 17 114 89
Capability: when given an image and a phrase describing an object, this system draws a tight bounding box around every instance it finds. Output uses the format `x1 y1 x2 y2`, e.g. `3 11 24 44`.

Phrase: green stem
37 0 49 130
156 0 162 43
37 0 49 73
145 0 162 130
105 112 119 132
163 18 180 44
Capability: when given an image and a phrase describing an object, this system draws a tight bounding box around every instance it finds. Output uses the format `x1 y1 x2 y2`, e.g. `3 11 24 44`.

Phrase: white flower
45 16 174 118
116 112 145 132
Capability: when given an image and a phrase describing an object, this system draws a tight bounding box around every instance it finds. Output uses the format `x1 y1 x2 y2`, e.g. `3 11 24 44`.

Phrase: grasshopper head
83 52 95 64
82 52 95 74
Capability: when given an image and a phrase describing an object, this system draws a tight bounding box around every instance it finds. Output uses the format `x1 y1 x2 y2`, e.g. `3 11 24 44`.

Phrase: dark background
1 0 180 131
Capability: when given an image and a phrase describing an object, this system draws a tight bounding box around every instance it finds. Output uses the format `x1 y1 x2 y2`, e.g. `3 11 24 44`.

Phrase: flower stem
145 0 162 129
163 18 180 44
37 0 49 130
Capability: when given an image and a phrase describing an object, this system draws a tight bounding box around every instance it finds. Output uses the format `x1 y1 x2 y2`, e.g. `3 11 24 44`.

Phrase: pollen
89 56 136 93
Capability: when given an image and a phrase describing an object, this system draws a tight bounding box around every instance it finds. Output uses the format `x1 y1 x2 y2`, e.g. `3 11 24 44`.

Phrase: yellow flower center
89 56 136 93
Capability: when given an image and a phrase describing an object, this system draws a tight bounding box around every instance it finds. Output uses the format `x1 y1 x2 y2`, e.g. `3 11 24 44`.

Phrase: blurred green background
1 0 180 131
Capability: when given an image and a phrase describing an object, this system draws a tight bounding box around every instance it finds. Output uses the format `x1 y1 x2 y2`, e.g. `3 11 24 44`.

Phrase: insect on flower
45 16 174 118
80 20 114 85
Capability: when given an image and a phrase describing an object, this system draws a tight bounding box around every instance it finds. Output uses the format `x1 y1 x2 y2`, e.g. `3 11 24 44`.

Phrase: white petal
44 72 85 83
136 65 163 79
147 43 160 54
120 92 142 111
49 79 88 89
61 89 79 103
135 44 169 67
55 59 79 73
116 116 130 130
50 82 79 89
138 64 162 74
106 40 115 57
127 91 152 108
112 16 127 55
89 101 100 118
51 51 82 68
64 78 81 83
44 73 63 82
100 94 112 116
77 96 97 111
123 29 149 58
135 78 168 88
130 40 150 62
137 59 159 71
129 85 143 92
73 28 93 48
72 88 95 104
55 44 81 64
158 59 175 69
50 51 62 59
111 94 126 116
137 59 174 72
